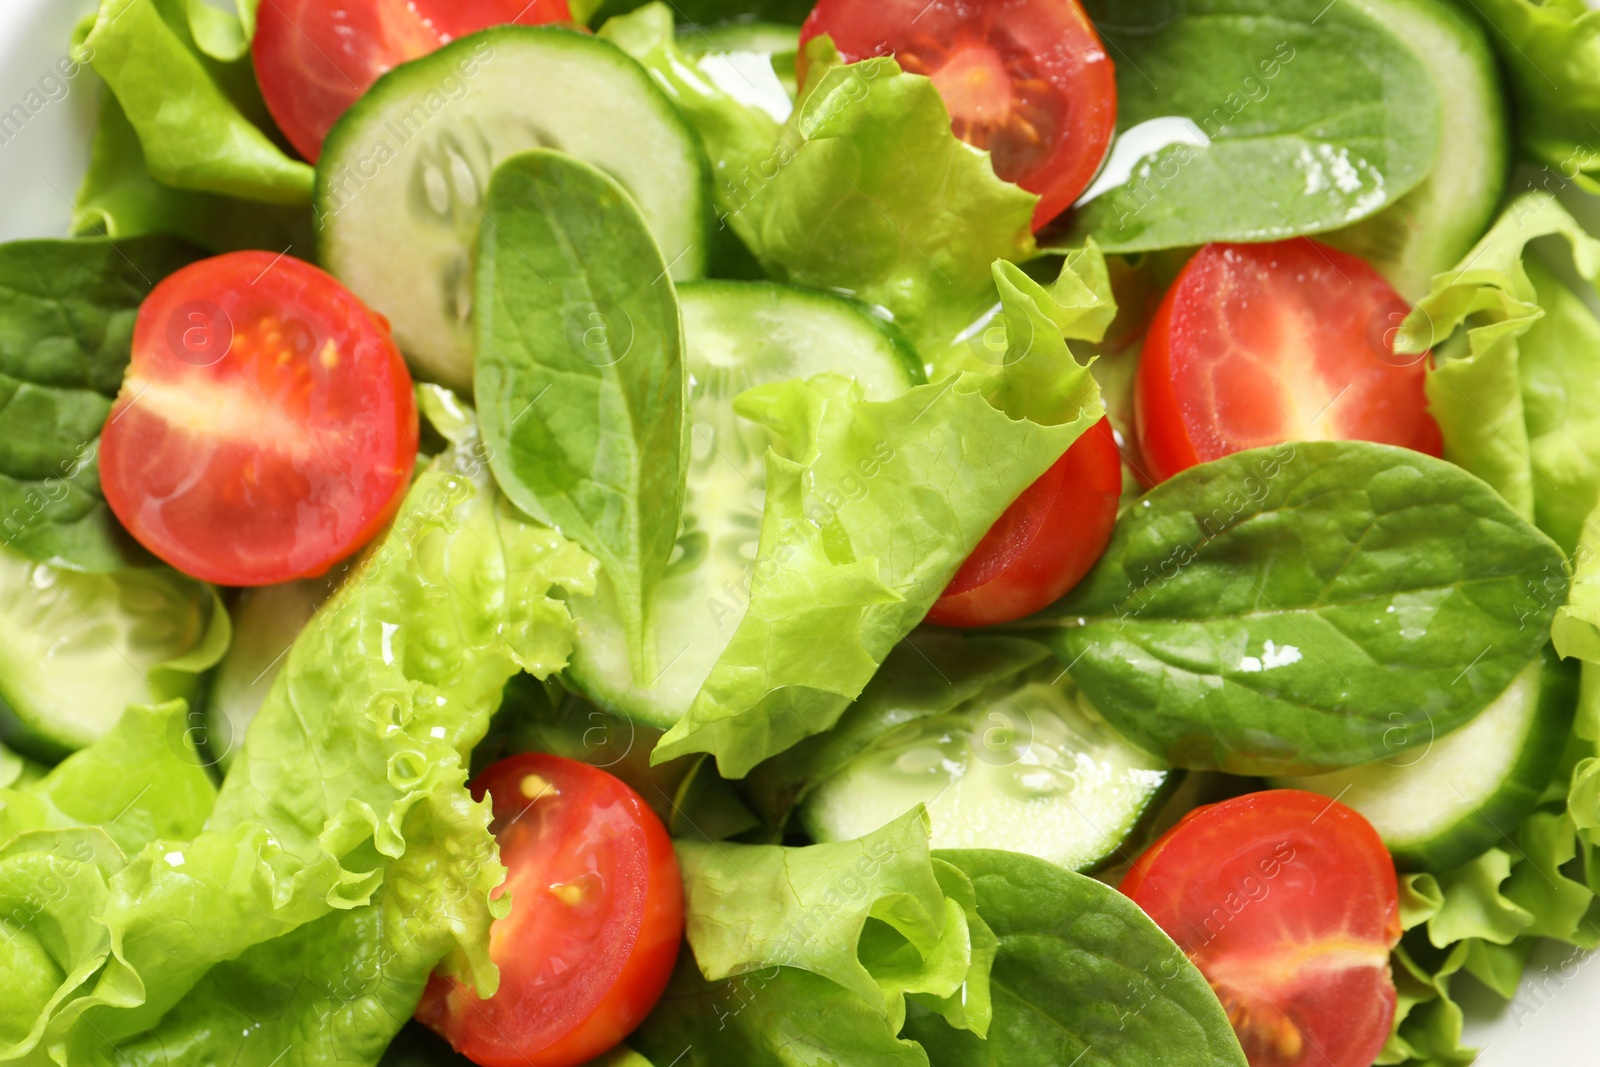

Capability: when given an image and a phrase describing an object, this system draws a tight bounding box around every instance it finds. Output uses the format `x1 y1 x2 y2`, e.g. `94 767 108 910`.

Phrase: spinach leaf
476 150 689 676
905 849 1247 1067
1010 442 1566 776
1066 0 1439 252
0 235 198 571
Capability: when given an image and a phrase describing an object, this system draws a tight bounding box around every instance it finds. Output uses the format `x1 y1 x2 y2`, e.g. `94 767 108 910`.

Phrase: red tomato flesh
797 0 1116 230
100 251 417 587
1135 238 1442 485
928 415 1121 628
252 0 571 162
1122 789 1401 1067
417 754 683 1067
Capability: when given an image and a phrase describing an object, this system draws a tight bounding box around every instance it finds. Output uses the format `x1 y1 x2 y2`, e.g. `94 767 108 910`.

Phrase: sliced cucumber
565 281 922 727
202 580 332 770
317 26 713 392
0 547 229 761
800 674 1172 872
1324 0 1510 298
1273 648 1576 872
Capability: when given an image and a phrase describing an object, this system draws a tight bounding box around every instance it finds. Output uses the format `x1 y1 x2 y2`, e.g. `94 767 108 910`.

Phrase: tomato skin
417 754 683 1067
100 251 417 587
1122 789 1400 1067
1135 239 1442 486
797 0 1116 230
928 416 1121 628
252 0 571 162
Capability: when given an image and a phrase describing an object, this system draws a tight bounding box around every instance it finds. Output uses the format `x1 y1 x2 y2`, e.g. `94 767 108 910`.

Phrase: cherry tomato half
927 416 1121 628
417 754 683 1067
1134 238 1442 485
100 251 417 587
1121 789 1401 1067
252 0 571 162
798 0 1116 230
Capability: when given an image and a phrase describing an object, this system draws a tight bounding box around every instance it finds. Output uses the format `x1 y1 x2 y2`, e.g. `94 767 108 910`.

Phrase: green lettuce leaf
20 702 216 854
1555 504 1600 662
1380 727 1600 1064
75 0 311 205
598 4 787 250
674 808 990 1034
0 701 217 1057
1458 0 1600 192
597 16 1047 363
635 960 934 1067
653 254 1106 776
632 810 995 1067
743 41 1037 362
74 89 316 255
10 456 596 1063
1400 192 1600 554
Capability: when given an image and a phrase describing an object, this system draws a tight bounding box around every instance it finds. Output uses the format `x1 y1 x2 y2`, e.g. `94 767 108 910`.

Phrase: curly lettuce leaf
10 459 595 1063
597 18 1040 363
746 41 1037 362
675 808 990 1034
1555 501 1600 661
0 702 216 1057
74 88 315 255
75 0 311 205
598 4 787 253
1400 192 1600 553
653 254 1106 776
636 960 934 1067
1380 727 1600 1065
1460 0 1600 191
633 811 995 1067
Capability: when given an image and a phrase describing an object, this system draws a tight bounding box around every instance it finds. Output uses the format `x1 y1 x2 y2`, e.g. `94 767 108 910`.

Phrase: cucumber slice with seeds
800 673 1172 872
317 26 713 393
0 547 229 761
1273 647 1576 872
564 281 921 728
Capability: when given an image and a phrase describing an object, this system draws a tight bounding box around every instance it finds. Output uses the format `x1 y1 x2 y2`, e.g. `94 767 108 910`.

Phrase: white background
0 0 1593 1060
